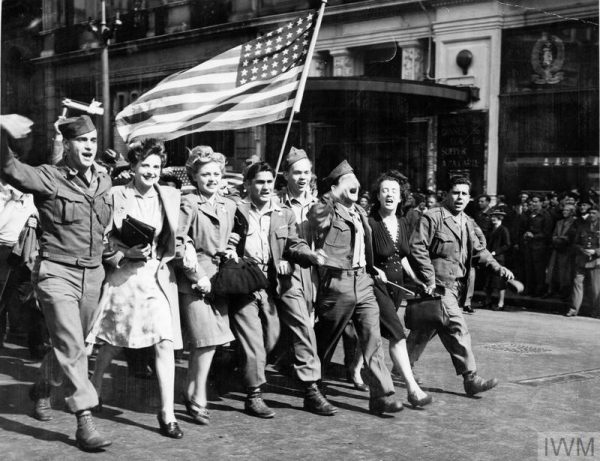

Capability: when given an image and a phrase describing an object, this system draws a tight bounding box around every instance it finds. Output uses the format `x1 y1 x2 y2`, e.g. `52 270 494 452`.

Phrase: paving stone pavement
1 307 599 461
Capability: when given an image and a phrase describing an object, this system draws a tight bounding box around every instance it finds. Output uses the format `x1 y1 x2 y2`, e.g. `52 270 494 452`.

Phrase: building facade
2 0 598 198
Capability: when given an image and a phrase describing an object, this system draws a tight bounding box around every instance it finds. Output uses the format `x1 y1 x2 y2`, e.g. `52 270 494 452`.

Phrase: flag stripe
131 90 299 136
119 68 303 121
138 102 295 142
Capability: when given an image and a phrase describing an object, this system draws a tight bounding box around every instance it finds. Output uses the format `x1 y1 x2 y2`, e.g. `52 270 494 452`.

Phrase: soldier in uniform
277 147 336 416
407 176 514 396
1 114 112 451
227 161 329 418
308 160 403 415
566 207 600 317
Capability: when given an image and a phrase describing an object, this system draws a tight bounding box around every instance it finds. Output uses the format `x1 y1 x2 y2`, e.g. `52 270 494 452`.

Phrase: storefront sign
437 111 486 194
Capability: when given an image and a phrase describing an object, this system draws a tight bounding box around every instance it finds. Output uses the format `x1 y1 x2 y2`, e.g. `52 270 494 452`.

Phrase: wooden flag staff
274 0 328 176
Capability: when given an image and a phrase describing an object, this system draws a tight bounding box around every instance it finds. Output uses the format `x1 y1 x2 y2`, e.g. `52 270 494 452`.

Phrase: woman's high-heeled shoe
407 392 433 408
346 371 369 392
182 394 210 425
157 414 183 439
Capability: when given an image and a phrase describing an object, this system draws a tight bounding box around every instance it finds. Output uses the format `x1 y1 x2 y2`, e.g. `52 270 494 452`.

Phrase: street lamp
88 0 121 151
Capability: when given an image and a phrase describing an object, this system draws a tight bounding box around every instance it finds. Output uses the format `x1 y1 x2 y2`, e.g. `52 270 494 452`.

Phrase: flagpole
274 0 327 176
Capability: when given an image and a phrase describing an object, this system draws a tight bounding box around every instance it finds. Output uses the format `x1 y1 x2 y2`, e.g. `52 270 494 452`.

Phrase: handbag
211 257 269 297
404 294 448 330
120 215 156 248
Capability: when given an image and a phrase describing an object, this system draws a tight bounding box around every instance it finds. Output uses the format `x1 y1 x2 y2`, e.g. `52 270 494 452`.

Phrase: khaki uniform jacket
409 205 503 304
1 153 112 267
308 193 375 273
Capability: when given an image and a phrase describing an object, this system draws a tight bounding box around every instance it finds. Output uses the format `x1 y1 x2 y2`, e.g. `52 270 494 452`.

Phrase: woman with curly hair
175 145 236 425
88 138 184 438
347 170 431 407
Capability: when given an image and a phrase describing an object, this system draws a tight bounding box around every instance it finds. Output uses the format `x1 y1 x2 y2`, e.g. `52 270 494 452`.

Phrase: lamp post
89 0 121 151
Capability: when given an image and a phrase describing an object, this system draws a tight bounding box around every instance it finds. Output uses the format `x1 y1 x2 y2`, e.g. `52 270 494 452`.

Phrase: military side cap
326 160 354 182
284 146 308 170
58 115 96 139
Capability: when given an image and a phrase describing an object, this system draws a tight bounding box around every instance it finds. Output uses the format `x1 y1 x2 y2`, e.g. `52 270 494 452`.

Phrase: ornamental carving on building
531 32 564 85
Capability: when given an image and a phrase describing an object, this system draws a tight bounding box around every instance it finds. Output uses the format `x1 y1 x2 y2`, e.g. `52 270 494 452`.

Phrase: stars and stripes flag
116 10 318 143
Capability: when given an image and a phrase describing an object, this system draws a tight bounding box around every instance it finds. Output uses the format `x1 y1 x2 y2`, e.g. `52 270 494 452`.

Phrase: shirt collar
282 188 314 207
127 181 158 198
197 192 225 205
58 160 98 182
442 205 464 221
246 198 280 214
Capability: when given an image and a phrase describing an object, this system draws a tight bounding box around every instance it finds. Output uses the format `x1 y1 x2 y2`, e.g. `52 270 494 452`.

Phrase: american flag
116 11 316 143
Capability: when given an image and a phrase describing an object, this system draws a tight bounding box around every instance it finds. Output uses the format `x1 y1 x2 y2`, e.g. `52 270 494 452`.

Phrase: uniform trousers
278 275 321 383
230 289 280 389
570 265 600 316
33 259 103 412
315 268 395 398
407 284 477 376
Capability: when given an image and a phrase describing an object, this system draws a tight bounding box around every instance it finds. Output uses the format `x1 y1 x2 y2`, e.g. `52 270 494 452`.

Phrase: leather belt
40 251 101 268
326 266 366 277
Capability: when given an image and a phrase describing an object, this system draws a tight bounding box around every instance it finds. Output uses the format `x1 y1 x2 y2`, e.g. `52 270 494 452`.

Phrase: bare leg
349 342 365 385
186 346 216 407
497 289 506 308
389 339 427 399
90 344 122 397
155 340 176 423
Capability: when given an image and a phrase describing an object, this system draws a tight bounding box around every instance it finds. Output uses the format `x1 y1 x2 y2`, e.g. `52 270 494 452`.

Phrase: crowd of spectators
356 187 600 317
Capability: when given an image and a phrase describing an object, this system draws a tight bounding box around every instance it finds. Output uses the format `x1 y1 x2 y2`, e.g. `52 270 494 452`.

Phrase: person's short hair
477 194 491 202
185 145 226 183
245 161 274 182
449 176 472 193
127 138 167 167
529 193 543 201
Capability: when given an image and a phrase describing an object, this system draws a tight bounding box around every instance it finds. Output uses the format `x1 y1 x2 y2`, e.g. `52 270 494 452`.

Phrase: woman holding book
88 139 184 439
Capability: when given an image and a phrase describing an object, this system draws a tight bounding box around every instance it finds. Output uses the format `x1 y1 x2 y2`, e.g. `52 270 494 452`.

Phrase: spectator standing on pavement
520 194 553 297
545 204 577 300
407 176 514 396
88 139 183 439
484 211 511 311
546 192 562 225
473 194 493 240
1 114 112 451
566 207 600 318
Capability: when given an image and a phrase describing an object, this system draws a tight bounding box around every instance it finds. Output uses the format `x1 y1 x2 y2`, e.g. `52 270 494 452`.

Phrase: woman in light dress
88 139 184 438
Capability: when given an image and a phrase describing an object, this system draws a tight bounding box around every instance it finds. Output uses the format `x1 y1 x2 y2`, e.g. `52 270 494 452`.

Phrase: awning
302 77 473 120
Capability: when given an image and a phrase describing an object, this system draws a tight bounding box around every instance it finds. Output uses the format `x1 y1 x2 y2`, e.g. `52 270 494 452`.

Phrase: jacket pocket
53 190 85 224
324 221 350 248
274 225 288 240
431 231 454 256
96 195 112 228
